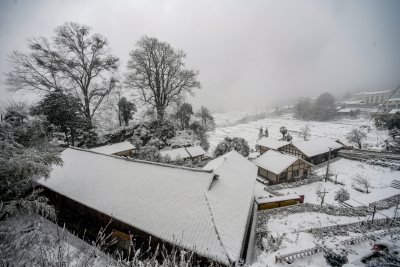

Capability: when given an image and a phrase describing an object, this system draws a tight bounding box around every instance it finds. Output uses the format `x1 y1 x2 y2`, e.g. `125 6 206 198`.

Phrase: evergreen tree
258 126 264 139
214 137 250 157
118 97 136 126
0 113 61 220
196 106 215 132
34 91 87 146
176 103 193 130
264 127 269 137
280 126 288 139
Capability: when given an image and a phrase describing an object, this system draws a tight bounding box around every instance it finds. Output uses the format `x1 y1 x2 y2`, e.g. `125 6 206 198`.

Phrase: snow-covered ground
252 207 400 267
277 158 400 207
209 112 388 153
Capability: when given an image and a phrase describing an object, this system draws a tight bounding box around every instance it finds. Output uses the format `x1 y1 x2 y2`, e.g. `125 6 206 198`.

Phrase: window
293 170 299 177
279 172 287 181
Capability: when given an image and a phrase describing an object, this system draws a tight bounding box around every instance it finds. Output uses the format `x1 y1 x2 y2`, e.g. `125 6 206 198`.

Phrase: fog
1 0 400 112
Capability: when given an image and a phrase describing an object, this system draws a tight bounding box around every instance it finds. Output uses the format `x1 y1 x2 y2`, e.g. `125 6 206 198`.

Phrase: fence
275 247 322 263
298 217 399 234
275 226 400 264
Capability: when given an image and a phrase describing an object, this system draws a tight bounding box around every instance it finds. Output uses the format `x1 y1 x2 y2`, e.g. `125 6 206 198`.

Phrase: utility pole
394 195 400 222
325 148 332 182
371 205 377 223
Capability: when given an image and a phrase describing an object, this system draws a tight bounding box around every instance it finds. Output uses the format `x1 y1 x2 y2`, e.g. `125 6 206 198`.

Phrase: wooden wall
258 159 312 185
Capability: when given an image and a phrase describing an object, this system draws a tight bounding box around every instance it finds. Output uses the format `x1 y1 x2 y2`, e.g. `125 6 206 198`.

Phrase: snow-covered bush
334 188 350 203
323 249 348 267
190 121 210 150
137 144 160 162
167 130 200 148
262 233 286 252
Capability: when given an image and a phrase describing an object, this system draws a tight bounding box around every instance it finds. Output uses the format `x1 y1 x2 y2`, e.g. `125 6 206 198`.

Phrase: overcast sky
1 0 400 112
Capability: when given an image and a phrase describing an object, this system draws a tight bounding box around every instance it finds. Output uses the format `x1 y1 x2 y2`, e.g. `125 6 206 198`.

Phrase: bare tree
101 86 124 128
353 173 372 193
316 184 328 206
6 22 119 125
196 106 215 132
300 125 311 141
126 36 200 121
346 129 366 149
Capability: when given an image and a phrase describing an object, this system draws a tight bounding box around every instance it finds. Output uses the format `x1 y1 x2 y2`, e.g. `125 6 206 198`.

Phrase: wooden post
325 148 332 182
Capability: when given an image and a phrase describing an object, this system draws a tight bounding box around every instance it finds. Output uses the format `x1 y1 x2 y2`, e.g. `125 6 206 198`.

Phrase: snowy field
277 158 400 207
252 207 400 267
209 112 388 153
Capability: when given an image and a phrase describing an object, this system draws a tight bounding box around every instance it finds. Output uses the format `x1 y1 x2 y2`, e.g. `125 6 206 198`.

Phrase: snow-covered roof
159 146 206 160
337 108 357 113
358 90 391 95
389 109 400 114
90 141 135 155
254 150 309 175
255 194 302 204
386 98 400 102
39 148 256 265
340 100 365 105
203 150 258 261
292 137 343 158
256 137 289 150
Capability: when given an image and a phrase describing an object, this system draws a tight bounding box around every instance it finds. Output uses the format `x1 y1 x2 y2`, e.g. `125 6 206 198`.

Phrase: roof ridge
184 146 193 158
204 193 232 264
68 146 213 173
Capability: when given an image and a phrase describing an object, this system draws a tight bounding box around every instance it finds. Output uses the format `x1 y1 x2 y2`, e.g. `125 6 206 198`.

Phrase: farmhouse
254 150 313 184
159 145 207 161
280 137 343 164
38 148 257 266
337 108 360 117
90 141 135 157
255 137 289 154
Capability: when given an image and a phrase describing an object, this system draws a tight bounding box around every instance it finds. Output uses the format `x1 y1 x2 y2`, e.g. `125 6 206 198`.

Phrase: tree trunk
84 97 92 126
156 106 165 121
71 128 76 146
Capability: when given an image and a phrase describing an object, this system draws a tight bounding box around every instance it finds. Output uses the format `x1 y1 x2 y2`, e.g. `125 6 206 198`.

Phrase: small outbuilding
90 141 135 157
255 137 290 154
280 137 343 164
159 145 207 161
254 150 313 184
